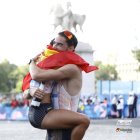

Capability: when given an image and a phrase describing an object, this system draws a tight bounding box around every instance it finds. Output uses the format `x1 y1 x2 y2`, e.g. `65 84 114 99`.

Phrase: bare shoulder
60 64 81 70
58 64 82 76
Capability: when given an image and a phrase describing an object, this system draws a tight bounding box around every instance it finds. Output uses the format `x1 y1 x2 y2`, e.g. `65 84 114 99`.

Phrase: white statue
49 1 86 32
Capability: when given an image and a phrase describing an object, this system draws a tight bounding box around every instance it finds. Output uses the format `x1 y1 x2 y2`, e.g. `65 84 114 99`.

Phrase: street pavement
0 118 140 140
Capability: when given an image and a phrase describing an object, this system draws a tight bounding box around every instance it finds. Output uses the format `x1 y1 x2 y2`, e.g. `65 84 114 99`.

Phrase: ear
68 45 75 51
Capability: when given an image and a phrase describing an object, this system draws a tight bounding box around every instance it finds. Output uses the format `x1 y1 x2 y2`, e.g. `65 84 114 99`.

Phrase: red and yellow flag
22 45 98 92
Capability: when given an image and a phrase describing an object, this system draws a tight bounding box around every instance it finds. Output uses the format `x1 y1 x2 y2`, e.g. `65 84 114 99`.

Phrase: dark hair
58 30 78 48
50 38 55 46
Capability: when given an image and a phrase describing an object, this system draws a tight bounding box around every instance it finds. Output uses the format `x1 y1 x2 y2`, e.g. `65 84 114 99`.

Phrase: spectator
10 98 19 108
23 99 30 107
127 91 134 118
78 99 85 113
111 95 118 118
133 93 138 118
117 95 124 118
111 95 117 112
103 97 108 107
86 96 92 105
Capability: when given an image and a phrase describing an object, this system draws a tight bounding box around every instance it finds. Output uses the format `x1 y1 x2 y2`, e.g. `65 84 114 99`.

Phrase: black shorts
28 103 53 128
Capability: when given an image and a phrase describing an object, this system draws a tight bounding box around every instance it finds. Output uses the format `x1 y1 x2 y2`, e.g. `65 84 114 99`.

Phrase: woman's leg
41 109 90 140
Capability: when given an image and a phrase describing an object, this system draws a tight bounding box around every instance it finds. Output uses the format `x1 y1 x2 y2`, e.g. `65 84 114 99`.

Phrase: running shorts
28 103 53 128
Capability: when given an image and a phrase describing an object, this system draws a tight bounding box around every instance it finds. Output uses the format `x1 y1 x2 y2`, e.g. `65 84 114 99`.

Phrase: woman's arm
29 60 80 82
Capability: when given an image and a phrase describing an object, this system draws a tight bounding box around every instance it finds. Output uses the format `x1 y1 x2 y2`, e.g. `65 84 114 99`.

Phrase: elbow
30 69 40 80
30 72 42 81
29 65 41 80
31 73 39 80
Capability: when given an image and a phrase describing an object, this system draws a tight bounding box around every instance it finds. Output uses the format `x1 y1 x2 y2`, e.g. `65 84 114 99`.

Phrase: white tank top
55 82 80 112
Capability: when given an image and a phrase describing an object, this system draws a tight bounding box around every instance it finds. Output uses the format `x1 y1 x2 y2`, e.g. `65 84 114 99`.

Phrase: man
127 91 134 118
111 95 118 118
24 30 98 140
117 95 124 118
133 93 138 118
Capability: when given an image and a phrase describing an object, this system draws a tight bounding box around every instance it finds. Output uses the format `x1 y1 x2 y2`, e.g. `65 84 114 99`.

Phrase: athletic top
30 80 80 112
52 82 80 112
30 80 53 94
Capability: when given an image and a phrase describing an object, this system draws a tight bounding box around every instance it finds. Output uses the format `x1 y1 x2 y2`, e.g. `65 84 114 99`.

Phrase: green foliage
132 47 140 71
95 61 118 80
0 60 17 92
132 47 140 62
0 59 28 93
14 65 29 92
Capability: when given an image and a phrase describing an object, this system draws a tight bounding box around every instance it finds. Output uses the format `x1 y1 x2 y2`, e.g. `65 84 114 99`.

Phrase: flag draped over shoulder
22 47 98 92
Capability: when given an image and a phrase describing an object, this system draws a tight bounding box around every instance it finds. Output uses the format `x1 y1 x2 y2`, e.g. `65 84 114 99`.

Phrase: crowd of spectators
109 91 138 118
78 92 139 119
0 92 139 119
0 93 29 108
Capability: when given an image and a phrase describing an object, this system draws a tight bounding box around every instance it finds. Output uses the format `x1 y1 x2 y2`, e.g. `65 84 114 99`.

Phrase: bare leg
41 109 90 140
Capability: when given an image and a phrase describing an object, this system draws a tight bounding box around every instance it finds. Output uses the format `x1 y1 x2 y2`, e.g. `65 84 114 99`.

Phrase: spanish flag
22 45 98 92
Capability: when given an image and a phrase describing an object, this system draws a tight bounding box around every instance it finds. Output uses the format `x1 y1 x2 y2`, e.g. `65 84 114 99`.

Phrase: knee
80 115 90 129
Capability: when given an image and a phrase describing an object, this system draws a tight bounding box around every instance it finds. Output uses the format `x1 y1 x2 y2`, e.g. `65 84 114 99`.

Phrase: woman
25 30 98 140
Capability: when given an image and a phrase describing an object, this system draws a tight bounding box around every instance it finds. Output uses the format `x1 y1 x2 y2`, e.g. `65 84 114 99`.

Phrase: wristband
28 59 34 65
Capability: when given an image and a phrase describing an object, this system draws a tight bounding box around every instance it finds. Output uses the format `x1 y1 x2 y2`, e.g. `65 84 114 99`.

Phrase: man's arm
29 60 81 82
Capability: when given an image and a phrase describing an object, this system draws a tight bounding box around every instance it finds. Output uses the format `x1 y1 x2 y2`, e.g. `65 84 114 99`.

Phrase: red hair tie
64 30 73 40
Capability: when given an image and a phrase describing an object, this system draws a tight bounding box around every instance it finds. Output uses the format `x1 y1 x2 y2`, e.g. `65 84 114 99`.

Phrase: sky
0 0 140 66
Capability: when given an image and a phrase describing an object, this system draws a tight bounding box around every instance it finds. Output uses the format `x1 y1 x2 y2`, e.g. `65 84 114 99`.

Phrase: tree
14 65 29 93
95 61 118 80
132 47 140 62
0 60 17 92
132 47 140 71
0 60 28 93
